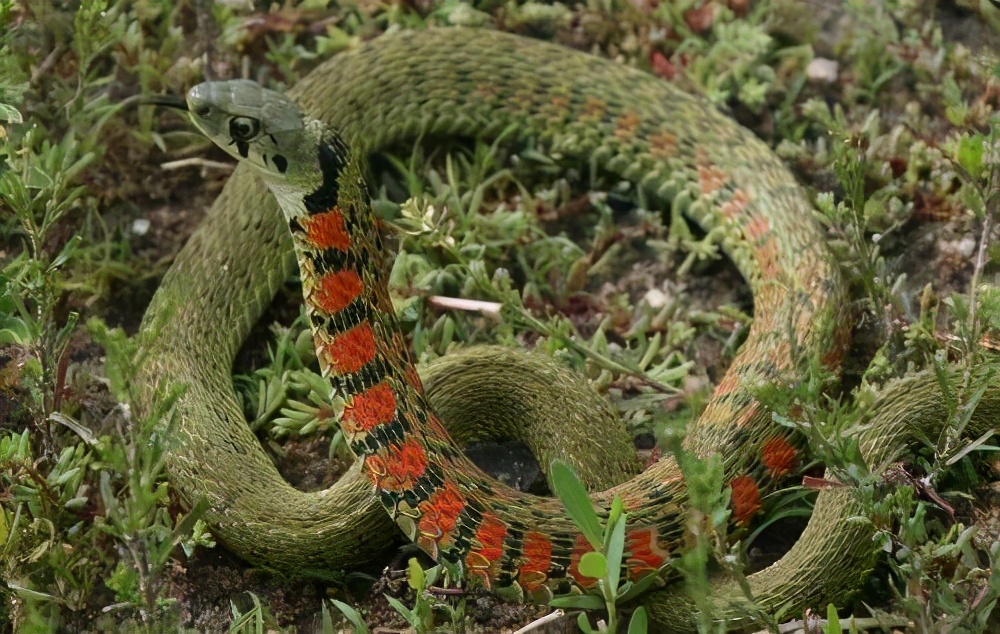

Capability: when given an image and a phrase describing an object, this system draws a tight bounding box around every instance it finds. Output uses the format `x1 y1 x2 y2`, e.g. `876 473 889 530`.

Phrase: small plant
549 460 657 633
383 559 449 633
88 319 208 622
326 597 370 634
233 310 347 443
228 592 280 634
328 557 466 633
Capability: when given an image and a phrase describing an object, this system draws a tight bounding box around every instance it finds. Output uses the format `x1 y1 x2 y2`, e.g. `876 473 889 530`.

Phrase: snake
136 27 998 629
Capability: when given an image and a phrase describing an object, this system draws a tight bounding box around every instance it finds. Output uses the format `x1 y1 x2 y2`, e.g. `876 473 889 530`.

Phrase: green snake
136 28 998 629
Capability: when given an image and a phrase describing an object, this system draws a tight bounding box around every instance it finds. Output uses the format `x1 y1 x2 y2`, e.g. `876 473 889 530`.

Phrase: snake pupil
229 116 260 143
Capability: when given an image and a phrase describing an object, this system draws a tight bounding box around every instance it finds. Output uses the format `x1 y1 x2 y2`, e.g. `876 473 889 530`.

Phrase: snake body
138 28 997 628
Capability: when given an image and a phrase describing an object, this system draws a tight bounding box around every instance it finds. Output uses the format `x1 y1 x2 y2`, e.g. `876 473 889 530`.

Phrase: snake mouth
140 94 188 111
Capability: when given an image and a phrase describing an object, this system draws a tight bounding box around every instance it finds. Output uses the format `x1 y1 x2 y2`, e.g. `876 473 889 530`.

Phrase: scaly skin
137 28 998 629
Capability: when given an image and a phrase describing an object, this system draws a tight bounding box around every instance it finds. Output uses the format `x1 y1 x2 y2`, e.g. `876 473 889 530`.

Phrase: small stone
644 287 668 308
807 58 839 83
131 218 150 236
954 236 977 258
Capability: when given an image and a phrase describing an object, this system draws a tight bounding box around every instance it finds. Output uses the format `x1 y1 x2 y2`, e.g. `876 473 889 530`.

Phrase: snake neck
279 130 416 417
276 132 626 595
276 132 497 550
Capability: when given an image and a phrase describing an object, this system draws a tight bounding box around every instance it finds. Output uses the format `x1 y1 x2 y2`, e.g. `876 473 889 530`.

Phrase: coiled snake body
138 28 998 629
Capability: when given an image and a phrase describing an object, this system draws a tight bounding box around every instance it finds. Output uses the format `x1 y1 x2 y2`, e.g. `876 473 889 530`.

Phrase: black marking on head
303 131 351 214
236 141 249 158
268 133 278 144
273 154 288 174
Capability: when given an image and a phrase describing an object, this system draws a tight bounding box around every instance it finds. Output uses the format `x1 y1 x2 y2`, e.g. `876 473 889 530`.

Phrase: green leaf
423 563 440 588
825 604 840 634
550 594 606 610
605 508 627 588
618 569 664 603
946 429 999 465
577 611 597 633
957 134 985 180
627 606 648 634
606 496 624 542
328 599 369 634
578 551 607 579
320 600 335 634
383 595 419 630
406 557 425 592
550 460 603 549
7 581 59 603
0 102 21 123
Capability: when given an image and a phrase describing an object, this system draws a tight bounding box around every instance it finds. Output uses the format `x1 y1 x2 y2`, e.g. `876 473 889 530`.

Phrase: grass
1 0 999 631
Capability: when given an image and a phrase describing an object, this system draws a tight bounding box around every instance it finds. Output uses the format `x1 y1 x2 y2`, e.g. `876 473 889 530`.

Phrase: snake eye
228 116 260 143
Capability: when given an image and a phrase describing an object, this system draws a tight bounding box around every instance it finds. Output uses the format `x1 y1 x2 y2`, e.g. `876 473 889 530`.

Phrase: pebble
807 58 839 83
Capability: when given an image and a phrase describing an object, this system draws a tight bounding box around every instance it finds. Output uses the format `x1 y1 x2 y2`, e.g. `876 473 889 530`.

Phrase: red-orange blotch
303 209 350 251
730 475 762 525
365 437 427 491
518 531 552 590
324 322 376 374
624 528 668 580
465 514 508 587
418 481 466 542
313 269 363 314
404 366 425 394
474 514 507 562
343 381 396 434
761 436 798 479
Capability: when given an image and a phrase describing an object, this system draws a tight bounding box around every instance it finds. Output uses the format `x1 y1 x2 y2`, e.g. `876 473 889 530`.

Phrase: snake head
185 80 323 190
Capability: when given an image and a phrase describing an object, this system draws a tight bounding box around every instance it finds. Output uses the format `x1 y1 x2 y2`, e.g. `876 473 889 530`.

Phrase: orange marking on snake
324 322 376 374
624 528 668 580
417 481 466 547
568 534 598 588
518 532 552 591
364 437 427 491
343 381 396 434
735 401 764 427
714 371 740 397
581 96 608 120
698 162 727 195
745 215 771 242
721 189 751 218
755 235 781 278
466 514 507 587
649 131 677 158
614 112 641 140
425 413 451 440
730 475 762 525
303 208 350 251
761 436 798 479
404 366 425 394
312 269 363 314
